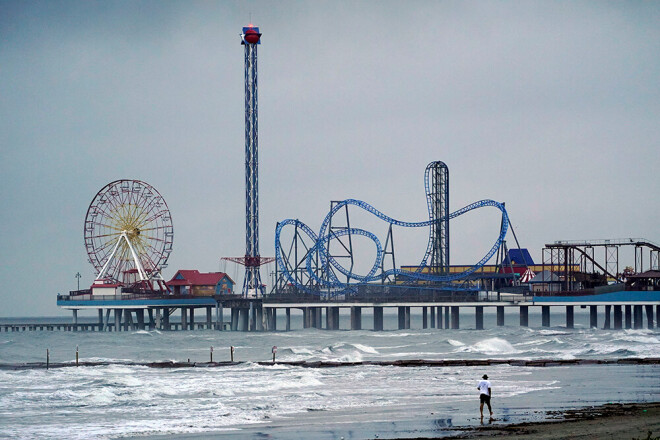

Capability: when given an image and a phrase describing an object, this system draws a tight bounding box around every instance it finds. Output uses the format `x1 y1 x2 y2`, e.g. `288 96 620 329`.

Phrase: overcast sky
1 1 658 317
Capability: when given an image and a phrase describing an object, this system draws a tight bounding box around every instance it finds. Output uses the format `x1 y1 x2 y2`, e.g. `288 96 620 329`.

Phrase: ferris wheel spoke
89 232 123 240
140 234 167 243
89 222 123 232
139 225 172 232
95 237 121 255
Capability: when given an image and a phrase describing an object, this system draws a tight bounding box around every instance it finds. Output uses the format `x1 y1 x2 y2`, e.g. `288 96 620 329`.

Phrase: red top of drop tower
242 25 261 44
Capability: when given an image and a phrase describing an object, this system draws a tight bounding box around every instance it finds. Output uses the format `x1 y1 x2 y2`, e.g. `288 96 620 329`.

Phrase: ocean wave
463 337 521 355
447 339 465 347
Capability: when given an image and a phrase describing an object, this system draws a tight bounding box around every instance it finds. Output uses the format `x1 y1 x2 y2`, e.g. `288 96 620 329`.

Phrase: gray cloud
1 1 658 316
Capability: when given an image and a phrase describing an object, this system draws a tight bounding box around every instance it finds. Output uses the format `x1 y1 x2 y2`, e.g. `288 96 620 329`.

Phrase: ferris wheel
84 179 173 288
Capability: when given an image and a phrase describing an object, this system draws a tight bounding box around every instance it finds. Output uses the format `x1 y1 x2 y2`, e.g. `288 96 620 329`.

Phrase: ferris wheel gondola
84 179 173 291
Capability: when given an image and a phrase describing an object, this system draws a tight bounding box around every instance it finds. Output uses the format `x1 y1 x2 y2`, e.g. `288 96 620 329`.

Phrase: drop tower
241 25 263 297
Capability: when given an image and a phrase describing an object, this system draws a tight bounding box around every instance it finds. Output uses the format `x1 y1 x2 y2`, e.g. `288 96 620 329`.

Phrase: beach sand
438 402 660 439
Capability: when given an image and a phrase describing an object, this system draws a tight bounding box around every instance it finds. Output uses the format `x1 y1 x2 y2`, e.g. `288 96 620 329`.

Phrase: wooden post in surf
76 345 79 367
231 345 235 362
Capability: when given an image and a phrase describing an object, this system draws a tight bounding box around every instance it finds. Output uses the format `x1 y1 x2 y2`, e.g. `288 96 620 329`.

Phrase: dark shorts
480 394 491 405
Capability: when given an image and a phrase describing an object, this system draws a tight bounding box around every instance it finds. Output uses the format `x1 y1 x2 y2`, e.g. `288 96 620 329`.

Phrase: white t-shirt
478 379 491 395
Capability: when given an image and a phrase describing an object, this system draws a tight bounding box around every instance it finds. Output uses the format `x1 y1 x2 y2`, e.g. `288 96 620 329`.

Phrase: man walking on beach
478 374 493 419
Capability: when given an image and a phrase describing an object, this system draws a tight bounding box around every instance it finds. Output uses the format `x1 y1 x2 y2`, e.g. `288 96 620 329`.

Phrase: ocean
1 309 659 439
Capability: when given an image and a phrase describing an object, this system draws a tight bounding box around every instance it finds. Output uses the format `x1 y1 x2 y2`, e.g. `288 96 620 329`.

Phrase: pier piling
450 306 459 329
373 306 384 331
520 306 529 327
475 306 484 330
603 305 611 329
613 305 622 329
497 306 504 326
645 305 654 329
350 306 362 330
633 305 643 329
541 306 550 327
566 306 574 329
590 306 598 328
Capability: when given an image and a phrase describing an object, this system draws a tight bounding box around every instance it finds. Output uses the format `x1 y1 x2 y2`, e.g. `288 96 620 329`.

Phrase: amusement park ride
84 179 173 294
69 23 658 305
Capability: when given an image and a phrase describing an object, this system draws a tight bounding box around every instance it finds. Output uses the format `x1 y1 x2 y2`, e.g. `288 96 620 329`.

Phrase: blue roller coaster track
274 165 509 296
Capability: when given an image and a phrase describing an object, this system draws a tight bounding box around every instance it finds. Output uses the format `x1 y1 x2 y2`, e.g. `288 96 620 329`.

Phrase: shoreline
435 402 660 440
2 356 660 370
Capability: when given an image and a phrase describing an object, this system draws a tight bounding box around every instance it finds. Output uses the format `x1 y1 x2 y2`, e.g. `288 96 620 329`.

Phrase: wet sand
436 402 660 439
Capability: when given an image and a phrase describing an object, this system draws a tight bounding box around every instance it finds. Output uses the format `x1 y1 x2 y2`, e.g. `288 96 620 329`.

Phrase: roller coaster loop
274 183 509 296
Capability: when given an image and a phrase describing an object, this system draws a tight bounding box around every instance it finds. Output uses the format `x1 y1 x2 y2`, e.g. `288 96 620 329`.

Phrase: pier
35 288 660 333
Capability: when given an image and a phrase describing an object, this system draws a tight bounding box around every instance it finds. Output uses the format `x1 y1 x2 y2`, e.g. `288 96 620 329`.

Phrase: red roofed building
166 270 235 296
